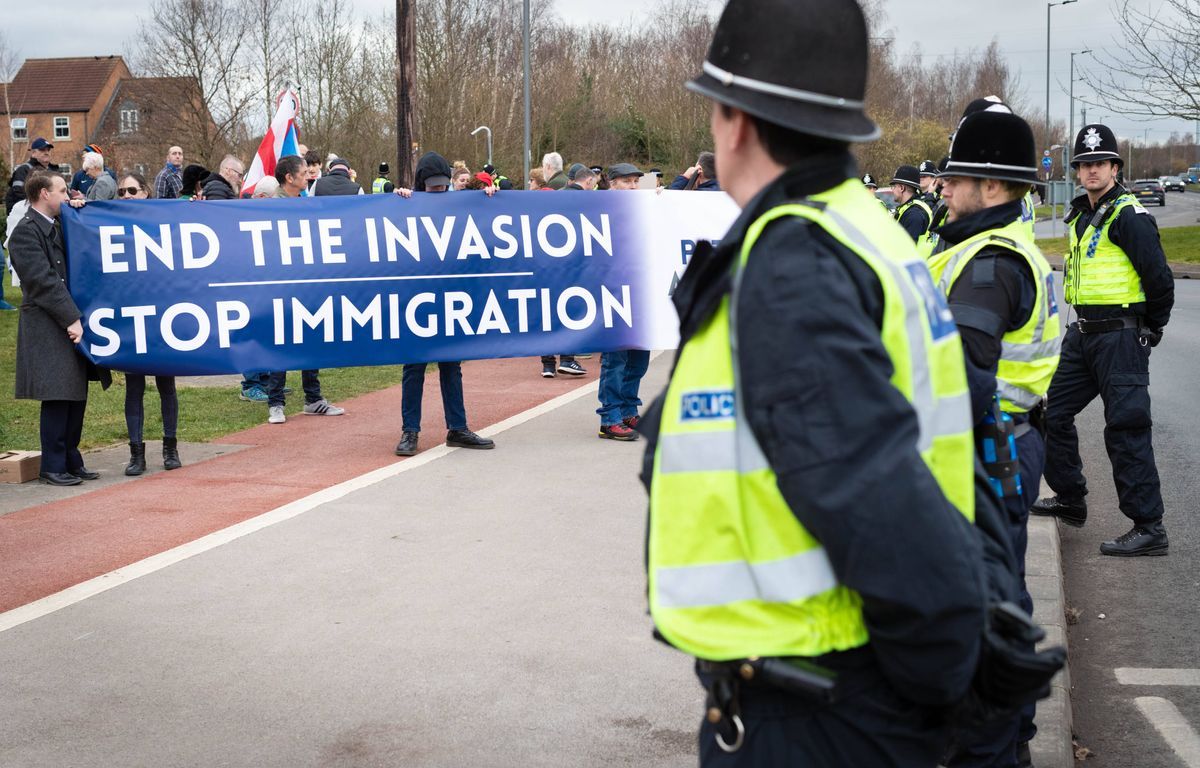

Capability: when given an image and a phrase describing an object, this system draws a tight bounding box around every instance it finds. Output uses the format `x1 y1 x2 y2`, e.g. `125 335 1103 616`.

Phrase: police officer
918 159 940 206
371 162 394 194
891 164 932 242
5 137 57 214
862 173 890 211
929 157 951 228
1032 123 1174 557
639 0 990 763
930 109 1062 768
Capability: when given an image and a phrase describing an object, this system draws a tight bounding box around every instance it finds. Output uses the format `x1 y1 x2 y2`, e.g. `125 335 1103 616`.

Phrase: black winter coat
10 212 89 401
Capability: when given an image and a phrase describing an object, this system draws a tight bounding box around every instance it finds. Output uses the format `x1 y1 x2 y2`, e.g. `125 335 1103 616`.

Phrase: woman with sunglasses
116 173 183 474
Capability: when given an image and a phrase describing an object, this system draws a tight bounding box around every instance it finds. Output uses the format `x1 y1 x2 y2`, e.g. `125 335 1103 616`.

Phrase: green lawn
0 281 408 451
1037 224 1200 265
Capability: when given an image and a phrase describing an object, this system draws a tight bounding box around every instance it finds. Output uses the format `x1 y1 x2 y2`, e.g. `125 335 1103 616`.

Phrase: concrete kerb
1027 513 1074 768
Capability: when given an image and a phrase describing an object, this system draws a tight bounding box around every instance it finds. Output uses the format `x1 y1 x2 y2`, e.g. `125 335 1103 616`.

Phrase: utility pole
522 0 532 188
1068 49 1089 176
395 0 416 189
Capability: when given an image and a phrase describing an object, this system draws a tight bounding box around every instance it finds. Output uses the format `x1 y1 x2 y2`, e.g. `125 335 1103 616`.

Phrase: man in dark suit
9 172 98 485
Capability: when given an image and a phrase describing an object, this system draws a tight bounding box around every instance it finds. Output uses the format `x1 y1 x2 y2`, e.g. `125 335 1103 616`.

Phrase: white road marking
0 368 623 635
1136 697 1200 767
1117 668 1200 687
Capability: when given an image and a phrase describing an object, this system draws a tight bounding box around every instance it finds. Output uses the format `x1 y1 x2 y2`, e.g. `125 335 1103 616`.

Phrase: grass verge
1 281 406 451
1037 225 1200 265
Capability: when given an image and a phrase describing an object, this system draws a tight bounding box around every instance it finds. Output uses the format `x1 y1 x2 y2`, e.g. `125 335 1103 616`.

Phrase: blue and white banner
62 191 738 375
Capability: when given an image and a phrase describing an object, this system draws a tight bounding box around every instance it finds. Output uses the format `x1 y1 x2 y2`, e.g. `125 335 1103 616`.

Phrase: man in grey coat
9 171 100 485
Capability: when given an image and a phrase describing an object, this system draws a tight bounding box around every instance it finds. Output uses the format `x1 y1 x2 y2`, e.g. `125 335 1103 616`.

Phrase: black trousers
1043 324 1163 523
697 680 949 767
945 428 1044 768
40 399 87 474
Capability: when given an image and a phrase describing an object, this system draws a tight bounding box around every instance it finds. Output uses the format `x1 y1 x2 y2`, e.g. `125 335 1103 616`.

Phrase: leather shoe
1016 741 1033 768
68 467 100 481
394 431 419 456
1030 495 1087 527
446 429 495 450
1100 522 1168 557
39 471 83 486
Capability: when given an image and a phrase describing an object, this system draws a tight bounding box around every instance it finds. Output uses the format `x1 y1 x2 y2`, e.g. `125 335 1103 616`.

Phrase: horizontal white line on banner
1116 668 1200 686
207 272 535 288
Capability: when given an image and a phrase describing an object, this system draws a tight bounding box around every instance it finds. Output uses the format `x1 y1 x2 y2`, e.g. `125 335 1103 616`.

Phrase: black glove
951 602 1066 727
1140 327 1163 347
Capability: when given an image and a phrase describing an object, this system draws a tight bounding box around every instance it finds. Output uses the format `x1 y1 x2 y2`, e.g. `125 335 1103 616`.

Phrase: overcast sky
4 0 1195 150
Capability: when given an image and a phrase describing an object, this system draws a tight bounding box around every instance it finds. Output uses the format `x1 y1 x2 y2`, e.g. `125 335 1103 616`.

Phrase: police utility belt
695 654 879 753
1074 316 1141 334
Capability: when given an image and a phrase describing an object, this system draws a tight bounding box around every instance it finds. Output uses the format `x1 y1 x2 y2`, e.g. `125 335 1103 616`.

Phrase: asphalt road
0 362 704 768
1060 278 1200 766
1035 189 1200 240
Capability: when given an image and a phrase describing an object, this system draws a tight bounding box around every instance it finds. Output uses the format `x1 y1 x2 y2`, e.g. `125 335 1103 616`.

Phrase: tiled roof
3 56 128 113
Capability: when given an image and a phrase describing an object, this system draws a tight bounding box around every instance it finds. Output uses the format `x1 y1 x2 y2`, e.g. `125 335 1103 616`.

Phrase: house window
54 116 70 140
60 164 73 176
120 108 139 134
11 117 27 141
134 164 147 176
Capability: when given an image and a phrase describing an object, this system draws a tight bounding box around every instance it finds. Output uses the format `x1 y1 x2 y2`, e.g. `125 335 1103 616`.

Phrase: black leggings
125 375 179 443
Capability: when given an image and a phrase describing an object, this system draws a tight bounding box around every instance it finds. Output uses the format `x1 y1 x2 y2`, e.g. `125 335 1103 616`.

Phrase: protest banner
62 191 738 375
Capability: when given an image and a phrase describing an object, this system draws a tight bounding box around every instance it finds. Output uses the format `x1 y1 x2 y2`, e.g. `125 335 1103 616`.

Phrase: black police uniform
5 157 55 214
1041 182 1173 536
640 155 988 768
934 199 1044 767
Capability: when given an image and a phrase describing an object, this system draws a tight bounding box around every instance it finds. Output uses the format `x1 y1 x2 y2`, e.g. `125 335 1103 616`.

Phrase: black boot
446 429 495 450
125 442 146 476
162 437 182 470
1100 521 1168 557
394 431 419 456
1030 495 1087 527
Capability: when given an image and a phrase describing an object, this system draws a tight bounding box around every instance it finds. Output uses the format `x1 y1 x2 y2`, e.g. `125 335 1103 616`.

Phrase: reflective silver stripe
655 549 838 609
997 380 1043 410
821 208 970 451
657 428 770 475
701 61 865 110
1001 336 1062 362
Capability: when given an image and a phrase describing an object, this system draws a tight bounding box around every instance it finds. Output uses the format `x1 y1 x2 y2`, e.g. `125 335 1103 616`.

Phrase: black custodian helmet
686 0 878 143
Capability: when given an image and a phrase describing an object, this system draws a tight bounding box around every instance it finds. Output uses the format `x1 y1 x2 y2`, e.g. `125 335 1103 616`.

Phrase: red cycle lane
0 358 599 613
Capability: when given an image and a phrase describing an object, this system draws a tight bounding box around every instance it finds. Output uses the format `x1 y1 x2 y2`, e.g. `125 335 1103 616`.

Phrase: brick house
1 55 219 182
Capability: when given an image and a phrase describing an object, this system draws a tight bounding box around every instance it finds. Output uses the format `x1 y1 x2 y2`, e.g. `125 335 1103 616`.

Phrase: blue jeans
241 372 269 391
266 370 322 408
401 362 467 433
596 349 650 426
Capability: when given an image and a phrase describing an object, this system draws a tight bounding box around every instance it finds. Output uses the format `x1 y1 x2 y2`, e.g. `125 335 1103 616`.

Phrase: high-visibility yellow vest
647 179 976 661
1019 191 1036 240
1064 194 1146 306
926 219 1062 413
895 197 933 238
371 177 389 194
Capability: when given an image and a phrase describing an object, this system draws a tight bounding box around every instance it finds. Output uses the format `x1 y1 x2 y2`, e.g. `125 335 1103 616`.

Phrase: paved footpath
0 354 1074 767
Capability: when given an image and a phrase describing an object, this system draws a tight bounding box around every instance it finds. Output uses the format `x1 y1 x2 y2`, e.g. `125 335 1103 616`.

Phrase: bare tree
129 0 257 165
1080 0 1200 121
0 30 23 170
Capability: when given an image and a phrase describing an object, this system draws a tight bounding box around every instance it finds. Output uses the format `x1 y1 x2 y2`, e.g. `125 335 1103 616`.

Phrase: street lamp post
1046 0 1079 143
1068 49 1091 177
471 126 493 167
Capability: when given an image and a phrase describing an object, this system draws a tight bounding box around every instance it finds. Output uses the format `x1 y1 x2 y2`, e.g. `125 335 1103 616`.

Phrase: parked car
1162 176 1186 192
1131 179 1166 206
875 189 897 212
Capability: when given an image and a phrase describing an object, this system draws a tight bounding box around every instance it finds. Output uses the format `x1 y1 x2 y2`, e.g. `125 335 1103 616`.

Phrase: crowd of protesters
2 136 720 484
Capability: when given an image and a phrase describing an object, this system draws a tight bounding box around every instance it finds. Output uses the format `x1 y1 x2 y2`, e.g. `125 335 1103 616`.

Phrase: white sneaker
303 398 345 416
268 405 286 424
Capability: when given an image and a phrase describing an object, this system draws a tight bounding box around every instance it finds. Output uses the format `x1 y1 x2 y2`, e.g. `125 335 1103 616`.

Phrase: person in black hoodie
393 152 496 457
